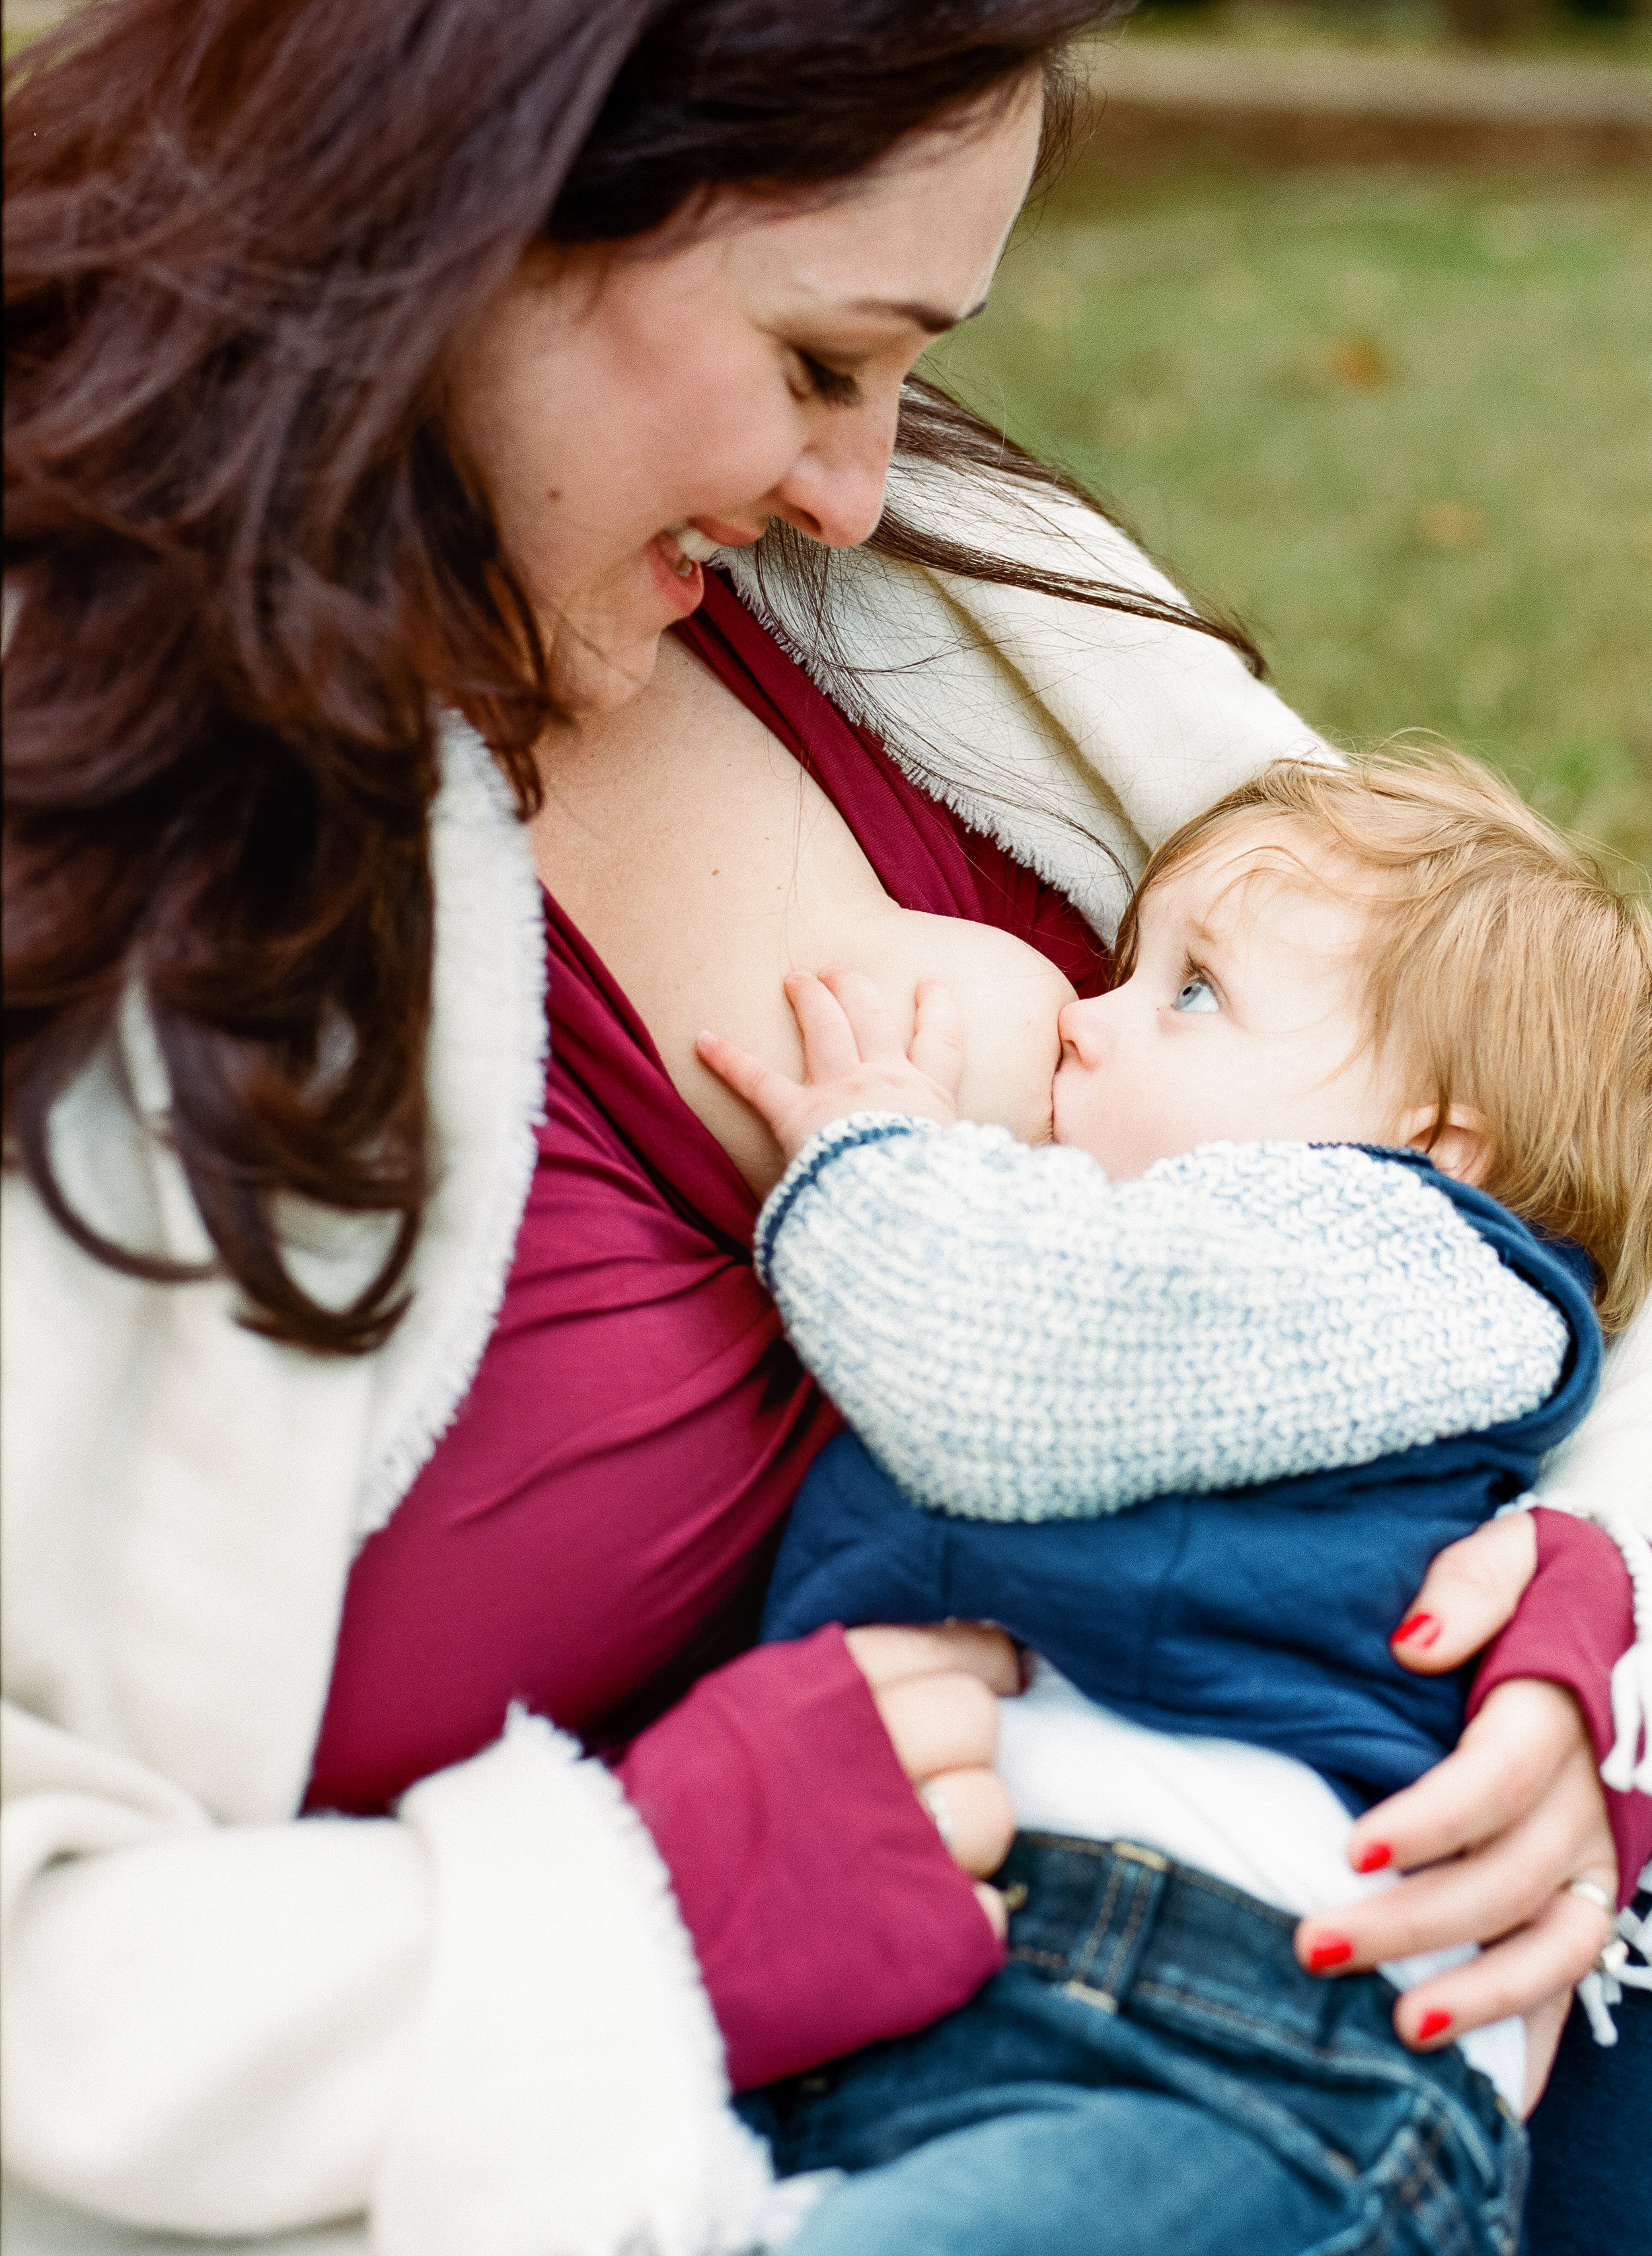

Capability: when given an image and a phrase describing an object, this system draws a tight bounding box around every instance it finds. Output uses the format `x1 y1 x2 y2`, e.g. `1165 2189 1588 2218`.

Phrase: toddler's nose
1057 993 1110 1065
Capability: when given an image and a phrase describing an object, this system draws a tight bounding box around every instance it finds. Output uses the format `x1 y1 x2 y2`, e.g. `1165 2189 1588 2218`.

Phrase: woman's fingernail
1392 1612 1439 1649
1307 1936 1354 1971
1353 1842 1392 1874
1415 2010 1453 2042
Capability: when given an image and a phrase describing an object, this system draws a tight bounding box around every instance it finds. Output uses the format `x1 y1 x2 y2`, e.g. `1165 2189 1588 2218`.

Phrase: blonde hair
1115 750 1652 1334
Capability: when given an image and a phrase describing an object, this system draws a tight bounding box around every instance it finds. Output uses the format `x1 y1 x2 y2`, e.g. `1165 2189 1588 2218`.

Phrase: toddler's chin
1050 1084 1109 1168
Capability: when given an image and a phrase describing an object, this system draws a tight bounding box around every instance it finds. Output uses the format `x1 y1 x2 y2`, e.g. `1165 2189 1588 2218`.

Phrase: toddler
697 753 1651 2256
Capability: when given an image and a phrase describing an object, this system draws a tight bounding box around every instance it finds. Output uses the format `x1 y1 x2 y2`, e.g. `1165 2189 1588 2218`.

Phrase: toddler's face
1053 821 1413 1180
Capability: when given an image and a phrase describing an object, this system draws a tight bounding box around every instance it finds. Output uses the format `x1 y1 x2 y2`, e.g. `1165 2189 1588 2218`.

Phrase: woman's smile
645 533 706 616
645 515 760 616
442 80 1042 719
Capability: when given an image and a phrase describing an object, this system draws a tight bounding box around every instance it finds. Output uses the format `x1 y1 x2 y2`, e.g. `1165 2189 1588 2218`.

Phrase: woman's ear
1394 1104 1494 1187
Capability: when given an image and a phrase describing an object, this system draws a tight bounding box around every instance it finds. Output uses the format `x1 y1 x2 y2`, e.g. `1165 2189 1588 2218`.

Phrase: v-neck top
306 572 1108 1811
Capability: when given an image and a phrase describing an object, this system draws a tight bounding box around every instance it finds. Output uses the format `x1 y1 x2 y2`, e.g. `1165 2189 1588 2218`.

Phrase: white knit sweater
755 1121 1570 1521
5 455 1649 2256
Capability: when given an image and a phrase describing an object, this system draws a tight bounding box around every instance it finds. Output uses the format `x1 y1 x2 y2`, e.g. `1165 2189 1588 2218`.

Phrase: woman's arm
1 1700 769 2245
3 1627 1014 2241
615 1624 1016 2092
1296 1499 1651 2090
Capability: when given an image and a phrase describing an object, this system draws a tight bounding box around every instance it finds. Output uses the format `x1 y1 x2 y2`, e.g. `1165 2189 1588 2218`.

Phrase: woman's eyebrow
847 295 989 334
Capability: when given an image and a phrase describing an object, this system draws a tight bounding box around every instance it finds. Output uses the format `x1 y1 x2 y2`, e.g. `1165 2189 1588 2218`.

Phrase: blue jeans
739 1835 1527 2256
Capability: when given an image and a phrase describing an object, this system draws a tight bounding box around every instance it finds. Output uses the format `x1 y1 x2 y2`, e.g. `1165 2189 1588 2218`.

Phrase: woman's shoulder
726 460 1334 944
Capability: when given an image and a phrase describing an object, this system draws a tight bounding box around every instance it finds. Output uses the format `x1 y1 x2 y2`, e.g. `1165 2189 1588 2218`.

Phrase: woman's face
444 77 1043 719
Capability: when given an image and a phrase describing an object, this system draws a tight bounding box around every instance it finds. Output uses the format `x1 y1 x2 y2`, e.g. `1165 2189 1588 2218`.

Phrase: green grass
924 163 1652 876
1124 1 1652 64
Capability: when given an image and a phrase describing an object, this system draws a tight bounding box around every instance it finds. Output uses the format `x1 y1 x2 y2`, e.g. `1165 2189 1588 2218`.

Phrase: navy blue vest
761 1153 1602 1812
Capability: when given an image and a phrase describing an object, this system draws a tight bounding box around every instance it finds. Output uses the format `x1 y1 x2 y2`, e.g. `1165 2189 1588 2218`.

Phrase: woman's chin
547 622 671 720
546 564 710 719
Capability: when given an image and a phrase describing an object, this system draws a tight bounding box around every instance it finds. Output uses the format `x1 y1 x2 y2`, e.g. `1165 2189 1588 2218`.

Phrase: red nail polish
1391 1612 1437 1647
1415 2010 1452 2042
1353 1842 1392 1874
1308 1936 1354 1971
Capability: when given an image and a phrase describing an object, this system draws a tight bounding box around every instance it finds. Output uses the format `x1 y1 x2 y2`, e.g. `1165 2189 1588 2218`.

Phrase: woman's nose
769 391 901 549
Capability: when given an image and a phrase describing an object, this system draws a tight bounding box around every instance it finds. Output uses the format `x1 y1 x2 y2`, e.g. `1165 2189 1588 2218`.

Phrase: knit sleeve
754 1119 1570 1523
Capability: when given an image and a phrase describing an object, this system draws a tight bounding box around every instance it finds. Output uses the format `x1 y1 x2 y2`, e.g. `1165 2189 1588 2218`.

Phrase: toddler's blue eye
1173 975 1219 1014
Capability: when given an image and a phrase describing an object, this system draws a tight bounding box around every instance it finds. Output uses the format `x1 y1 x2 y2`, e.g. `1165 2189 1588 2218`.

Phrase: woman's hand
845 1620 1020 1938
697 968 963 1166
1295 1514 1618 2112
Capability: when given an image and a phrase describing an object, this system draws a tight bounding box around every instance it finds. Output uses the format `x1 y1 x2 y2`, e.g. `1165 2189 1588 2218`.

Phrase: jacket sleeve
1 1700 773 2254
615 1626 1003 2091
1466 1510 1652 1907
755 1117 1570 1524
1526 1296 1652 1801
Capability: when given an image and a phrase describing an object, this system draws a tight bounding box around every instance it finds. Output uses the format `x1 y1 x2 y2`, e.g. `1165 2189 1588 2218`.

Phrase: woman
5 2 1647 2249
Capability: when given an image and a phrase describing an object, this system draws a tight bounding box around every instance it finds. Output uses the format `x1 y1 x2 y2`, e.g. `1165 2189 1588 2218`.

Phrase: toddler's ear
1394 1104 1493 1188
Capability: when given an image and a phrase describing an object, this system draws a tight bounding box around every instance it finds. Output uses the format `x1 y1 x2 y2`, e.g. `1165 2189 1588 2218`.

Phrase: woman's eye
795 352 861 407
1172 975 1220 1014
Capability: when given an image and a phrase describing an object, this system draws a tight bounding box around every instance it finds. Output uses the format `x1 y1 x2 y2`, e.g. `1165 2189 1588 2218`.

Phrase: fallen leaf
1324 336 1390 389
1415 502 1487 551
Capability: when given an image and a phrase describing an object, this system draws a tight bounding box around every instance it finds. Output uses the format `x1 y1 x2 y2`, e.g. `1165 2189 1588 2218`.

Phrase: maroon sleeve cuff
614 1623 1005 2089
1466 1507 1652 1908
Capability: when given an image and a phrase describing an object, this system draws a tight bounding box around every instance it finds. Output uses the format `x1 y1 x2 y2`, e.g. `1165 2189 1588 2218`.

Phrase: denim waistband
995 1829 1513 2135
1000 1831 1322 2016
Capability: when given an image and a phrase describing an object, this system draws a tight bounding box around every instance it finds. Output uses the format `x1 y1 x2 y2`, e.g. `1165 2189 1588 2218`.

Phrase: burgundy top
307 572 1646 2086
306 571 1108 2084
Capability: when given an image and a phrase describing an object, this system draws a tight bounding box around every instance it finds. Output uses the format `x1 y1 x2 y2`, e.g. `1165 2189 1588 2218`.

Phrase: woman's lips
648 517 759 617
648 532 706 616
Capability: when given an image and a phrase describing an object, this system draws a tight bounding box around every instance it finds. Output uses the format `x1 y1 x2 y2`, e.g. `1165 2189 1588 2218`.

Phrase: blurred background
926 1 1651 870
7 0 1649 870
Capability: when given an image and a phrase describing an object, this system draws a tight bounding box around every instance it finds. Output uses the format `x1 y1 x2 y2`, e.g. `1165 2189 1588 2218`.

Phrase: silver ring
919 1782 956 1849
1566 1876 1615 1918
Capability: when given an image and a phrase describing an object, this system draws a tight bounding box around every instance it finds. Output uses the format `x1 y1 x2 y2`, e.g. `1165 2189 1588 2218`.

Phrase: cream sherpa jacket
5 462 1649 2256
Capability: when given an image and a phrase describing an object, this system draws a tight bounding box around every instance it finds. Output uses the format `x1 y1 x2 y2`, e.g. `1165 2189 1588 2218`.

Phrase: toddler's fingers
874 1668 998 1784
1388 1512 1537 1676
909 977 965 1099
817 967 907 1063
695 1030 798 1131
919 1766 1017 1879
845 1621 1022 1697
784 971 863 1082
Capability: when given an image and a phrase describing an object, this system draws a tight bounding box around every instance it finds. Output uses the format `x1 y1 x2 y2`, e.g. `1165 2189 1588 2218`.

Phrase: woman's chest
529 634 886 1047
528 637 1072 1192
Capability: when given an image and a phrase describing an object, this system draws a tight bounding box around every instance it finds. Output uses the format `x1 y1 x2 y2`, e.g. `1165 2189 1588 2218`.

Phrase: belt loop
1064 1842 1170 2013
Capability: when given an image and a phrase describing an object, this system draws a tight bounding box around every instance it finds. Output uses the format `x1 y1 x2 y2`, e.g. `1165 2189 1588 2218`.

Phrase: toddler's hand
697 968 963 1166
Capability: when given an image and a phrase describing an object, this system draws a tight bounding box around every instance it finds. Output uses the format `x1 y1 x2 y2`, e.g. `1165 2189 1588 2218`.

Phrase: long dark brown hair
5 0 1256 1353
